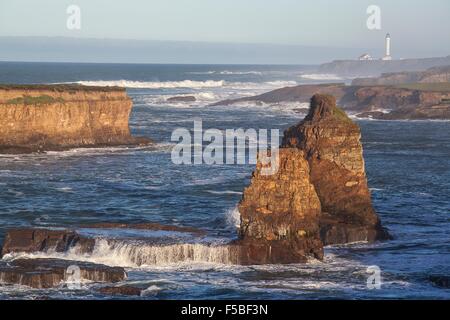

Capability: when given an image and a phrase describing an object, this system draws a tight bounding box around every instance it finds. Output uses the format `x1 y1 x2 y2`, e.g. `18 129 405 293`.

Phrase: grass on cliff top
5 95 65 105
0 84 126 92
333 105 354 124
394 82 450 92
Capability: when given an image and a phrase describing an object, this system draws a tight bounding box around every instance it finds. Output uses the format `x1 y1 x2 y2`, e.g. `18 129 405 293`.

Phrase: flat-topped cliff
0 84 150 153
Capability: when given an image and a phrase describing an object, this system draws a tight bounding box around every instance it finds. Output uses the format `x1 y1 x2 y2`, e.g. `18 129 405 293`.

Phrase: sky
0 0 449 63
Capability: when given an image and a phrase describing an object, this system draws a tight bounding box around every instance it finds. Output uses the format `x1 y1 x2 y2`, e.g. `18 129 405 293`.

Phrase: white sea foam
218 71 263 75
206 190 242 195
4 239 234 268
185 70 263 75
225 205 241 229
73 79 297 91
299 73 343 81
73 80 226 89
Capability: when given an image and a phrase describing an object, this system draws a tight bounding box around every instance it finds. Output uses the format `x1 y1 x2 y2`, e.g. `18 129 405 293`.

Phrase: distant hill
318 56 450 77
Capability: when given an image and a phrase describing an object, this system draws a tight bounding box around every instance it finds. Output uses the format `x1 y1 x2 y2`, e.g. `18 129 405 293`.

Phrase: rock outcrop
236 149 324 264
211 83 348 107
0 258 126 289
167 95 196 102
236 94 389 263
0 84 150 153
96 285 142 296
212 83 450 120
1 228 94 257
282 94 389 244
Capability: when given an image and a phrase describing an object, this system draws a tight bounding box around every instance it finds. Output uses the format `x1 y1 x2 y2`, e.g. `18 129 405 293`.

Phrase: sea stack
237 149 324 264
0 84 150 153
282 94 389 245
237 94 389 264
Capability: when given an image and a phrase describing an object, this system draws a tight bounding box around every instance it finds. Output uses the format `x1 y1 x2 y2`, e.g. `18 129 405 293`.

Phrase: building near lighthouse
357 33 393 61
382 33 392 60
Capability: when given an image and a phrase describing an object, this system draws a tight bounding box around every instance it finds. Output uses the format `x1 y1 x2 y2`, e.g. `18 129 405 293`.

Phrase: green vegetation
5 95 65 105
394 83 450 92
333 106 353 123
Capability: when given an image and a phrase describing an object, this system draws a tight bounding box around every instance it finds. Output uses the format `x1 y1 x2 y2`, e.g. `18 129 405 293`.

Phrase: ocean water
0 62 449 299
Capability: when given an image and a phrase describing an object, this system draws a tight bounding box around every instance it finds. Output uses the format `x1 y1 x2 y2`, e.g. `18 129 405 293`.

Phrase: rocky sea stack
237 94 390 264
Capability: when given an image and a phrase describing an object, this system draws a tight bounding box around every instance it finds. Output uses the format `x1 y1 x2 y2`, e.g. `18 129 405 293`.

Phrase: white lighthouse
382 33 392 60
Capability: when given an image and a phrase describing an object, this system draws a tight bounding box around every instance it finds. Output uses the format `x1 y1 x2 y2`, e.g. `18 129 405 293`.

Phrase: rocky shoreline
0 94 390 291
0 84 151 154
212 82 450 120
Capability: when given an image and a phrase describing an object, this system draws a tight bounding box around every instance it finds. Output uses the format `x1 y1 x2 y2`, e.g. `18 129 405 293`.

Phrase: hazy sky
0 0 449 63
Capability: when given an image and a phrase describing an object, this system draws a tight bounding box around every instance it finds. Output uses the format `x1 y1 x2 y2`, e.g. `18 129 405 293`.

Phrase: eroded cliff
0 84 149 153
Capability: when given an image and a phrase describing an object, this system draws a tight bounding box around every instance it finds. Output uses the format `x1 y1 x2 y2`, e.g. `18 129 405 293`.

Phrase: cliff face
282 95 389 244
0 84 149 153
237 149 323 264
236 94 389 264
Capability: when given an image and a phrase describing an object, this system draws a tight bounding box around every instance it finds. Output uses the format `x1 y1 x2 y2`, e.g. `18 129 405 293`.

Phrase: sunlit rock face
282 94 390 245
236 148 324 264
0 84 151 153
236 94 390 264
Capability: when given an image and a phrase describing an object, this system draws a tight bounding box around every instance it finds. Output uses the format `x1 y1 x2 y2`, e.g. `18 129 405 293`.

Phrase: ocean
0 62 449 299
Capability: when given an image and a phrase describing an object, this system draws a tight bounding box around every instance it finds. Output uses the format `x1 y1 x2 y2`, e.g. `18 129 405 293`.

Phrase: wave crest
73 80 225 89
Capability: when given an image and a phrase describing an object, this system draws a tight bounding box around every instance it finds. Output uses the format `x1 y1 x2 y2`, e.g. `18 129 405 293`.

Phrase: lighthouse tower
382 33 392 60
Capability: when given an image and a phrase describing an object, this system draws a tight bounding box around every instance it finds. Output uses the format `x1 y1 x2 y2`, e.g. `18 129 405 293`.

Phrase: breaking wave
225 205 241 229
71 80 297 90
73 80 225 89
299 74 343 81
186 70 263 75
5 239 235 268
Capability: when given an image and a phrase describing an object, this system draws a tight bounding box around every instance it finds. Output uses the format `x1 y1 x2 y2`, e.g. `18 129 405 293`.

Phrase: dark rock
0 258 126 289
167 96 196 102
428 275 450 289
1 228 95 257
211 84 348 106
96 285 142 296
